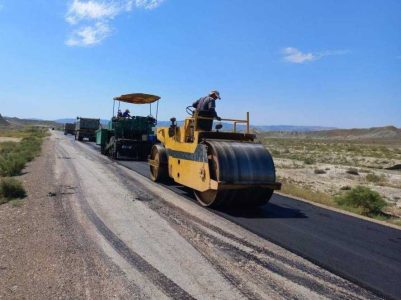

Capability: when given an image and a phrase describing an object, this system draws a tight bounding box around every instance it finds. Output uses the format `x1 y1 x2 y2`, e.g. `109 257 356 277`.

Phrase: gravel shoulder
0 134 135 299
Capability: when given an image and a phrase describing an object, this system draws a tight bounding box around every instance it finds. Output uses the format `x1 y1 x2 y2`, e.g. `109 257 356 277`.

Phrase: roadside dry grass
263 137 401 169
0 127 48 205
263 136 401 226
279 177 334 206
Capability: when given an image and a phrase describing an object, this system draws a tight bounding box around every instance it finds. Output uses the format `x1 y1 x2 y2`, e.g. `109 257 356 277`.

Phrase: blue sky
0 0 400 128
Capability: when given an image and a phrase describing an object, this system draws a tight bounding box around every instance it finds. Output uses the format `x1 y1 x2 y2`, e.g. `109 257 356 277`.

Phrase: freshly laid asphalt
84 140 401 299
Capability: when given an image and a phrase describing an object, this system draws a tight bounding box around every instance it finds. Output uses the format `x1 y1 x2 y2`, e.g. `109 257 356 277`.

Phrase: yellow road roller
149 107 281 207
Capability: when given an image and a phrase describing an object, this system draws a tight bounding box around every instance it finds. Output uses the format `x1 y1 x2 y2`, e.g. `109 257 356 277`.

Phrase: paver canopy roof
113 93 160 104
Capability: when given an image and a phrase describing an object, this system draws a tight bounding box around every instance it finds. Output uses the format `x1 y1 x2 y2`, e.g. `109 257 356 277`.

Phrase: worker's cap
125 109 130 112
209 90 221 99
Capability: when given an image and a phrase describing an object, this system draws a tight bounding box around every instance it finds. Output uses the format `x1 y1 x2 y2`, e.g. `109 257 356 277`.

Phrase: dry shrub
366 173 386 184
0 177 26 203
335 186 386 216
346 168 359 175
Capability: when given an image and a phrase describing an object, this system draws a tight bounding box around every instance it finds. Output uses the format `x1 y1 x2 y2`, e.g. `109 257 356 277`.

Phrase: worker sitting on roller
192 90 222 131
122 109 131 118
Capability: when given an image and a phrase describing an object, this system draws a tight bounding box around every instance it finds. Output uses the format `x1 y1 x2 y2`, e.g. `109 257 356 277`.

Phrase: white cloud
65 0 164 47
66 0 120 24
282 47 316 63
135 0 164 9
282 47 349 64
66 22 111 46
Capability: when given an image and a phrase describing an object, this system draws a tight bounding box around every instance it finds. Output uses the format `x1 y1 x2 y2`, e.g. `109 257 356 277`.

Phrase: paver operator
122 109 131 118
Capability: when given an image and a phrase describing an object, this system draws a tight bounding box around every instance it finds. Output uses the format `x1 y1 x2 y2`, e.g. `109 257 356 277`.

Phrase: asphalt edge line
275 191 401 231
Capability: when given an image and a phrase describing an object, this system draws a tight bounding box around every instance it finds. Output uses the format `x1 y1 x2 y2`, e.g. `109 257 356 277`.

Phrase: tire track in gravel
70 141 264 298
115 173 379 300
56 142 195 300
70 140 379 300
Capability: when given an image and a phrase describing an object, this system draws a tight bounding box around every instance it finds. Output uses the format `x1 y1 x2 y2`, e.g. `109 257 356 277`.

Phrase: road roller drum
194 140 276 207
205 140 276 184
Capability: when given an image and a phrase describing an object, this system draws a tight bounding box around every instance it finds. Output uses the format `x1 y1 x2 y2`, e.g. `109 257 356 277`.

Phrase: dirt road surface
0 132 381 299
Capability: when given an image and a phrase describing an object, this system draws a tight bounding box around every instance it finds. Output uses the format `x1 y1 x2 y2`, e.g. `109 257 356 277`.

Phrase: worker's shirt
192 96 217 116
122 112 131 118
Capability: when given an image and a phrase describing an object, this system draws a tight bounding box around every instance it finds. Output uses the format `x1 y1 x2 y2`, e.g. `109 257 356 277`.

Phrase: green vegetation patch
0 127 47 176
0 127 46 205
0 177 26 204
335 186 387 216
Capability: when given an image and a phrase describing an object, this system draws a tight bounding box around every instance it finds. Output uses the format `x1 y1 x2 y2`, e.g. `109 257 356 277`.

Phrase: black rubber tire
149 144 168 182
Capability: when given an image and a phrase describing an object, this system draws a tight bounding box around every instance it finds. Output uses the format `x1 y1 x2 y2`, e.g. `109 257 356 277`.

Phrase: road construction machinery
149 107 281 207
64 123 76 135
75 117 100 142
96 93 160 160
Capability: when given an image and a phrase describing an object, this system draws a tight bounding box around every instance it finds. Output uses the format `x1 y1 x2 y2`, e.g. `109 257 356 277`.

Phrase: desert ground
258 127 401 221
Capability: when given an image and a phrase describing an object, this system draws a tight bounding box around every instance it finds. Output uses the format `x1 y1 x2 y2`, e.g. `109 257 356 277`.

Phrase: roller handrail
192 116 246 122
189 112 250 133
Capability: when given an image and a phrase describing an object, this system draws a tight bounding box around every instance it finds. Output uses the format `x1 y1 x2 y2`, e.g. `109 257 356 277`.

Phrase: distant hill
311 126 401 140
55 118 109 125
260 126 401 141
3 116 60 128
254 125 335 132
0 114 10 127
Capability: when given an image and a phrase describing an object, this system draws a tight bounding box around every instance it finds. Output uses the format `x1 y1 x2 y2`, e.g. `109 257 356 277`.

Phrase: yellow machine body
156 119 215 192
149 113 281 207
